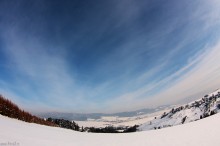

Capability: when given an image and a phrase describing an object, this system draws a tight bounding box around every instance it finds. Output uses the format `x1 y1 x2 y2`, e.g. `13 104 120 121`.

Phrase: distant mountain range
38 105 170 121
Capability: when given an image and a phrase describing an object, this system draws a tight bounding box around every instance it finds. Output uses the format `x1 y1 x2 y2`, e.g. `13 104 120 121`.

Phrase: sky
0 0 220 113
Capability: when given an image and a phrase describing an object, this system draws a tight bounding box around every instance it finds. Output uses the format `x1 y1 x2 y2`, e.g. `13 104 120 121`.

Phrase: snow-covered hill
1 113 220 146
139 89 220 131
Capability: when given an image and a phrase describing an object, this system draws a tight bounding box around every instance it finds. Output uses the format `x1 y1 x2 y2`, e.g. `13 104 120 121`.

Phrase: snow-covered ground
1 89 220 145
139 89 220 131
75 109 169 128
1 113 220 146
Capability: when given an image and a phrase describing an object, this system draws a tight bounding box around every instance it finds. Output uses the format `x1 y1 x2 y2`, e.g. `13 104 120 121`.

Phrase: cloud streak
0 0 220 113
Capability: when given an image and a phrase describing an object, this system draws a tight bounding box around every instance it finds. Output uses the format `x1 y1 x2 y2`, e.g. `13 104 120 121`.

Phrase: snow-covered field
75 109 169 128
1 113 220 146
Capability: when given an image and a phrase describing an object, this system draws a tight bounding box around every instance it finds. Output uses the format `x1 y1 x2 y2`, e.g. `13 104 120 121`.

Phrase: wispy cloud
0 0 220 113
0 29 77 110
98 0 220 113
104 41 220 113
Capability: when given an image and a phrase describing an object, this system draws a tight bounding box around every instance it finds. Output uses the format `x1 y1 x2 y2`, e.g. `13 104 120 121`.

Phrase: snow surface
138 89 220 131
1 113 220 146
75 109 169 128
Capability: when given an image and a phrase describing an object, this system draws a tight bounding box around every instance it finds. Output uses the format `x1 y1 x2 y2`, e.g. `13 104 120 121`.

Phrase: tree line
0 95 56 127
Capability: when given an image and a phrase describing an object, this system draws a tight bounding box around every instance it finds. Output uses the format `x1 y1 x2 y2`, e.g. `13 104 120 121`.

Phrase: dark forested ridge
0 95 57 127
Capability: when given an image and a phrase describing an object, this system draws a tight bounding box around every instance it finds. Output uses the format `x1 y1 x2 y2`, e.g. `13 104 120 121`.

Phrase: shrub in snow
161 112 168 119
210 110 217 116
200 115 203 119
182 116 187 124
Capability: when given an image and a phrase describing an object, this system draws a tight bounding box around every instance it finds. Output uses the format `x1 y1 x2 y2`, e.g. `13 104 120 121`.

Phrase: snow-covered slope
1 113 220 146
139 89 220 131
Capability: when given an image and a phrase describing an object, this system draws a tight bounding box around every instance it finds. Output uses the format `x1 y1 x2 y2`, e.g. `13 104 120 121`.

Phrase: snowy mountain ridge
138 89 220 131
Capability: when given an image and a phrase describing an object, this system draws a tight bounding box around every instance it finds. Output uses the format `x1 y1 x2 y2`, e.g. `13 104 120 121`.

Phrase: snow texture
1 113 220 146
139 89 220 131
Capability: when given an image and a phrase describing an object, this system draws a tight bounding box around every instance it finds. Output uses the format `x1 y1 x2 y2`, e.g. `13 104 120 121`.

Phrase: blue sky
0 0 220 113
